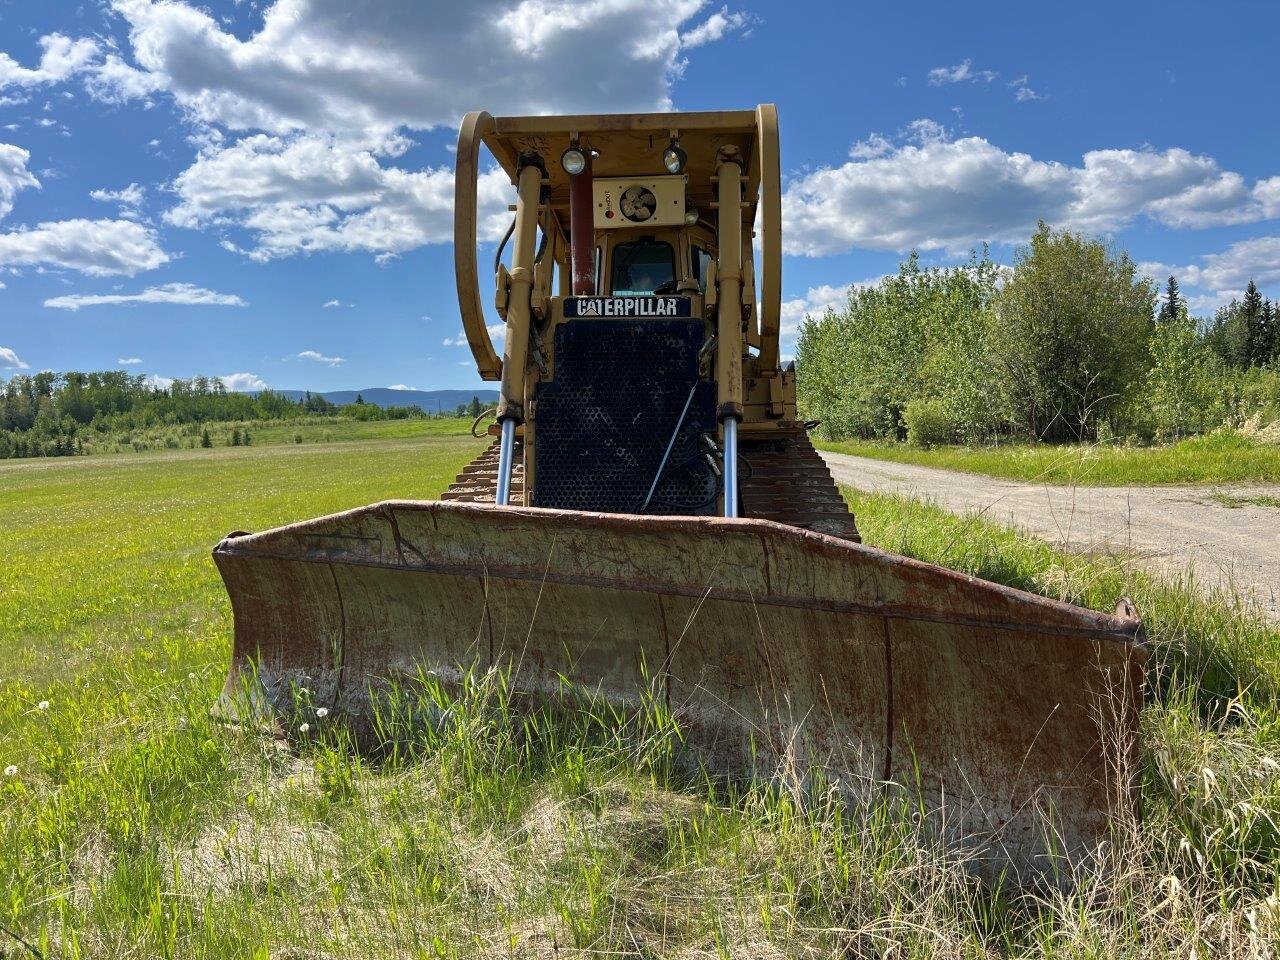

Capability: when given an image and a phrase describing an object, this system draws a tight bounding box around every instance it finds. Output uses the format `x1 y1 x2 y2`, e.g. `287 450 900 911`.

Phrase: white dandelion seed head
298 723 310 734
188 672 197 681
37 700 50 711
315 707 329 718
3 765 16 776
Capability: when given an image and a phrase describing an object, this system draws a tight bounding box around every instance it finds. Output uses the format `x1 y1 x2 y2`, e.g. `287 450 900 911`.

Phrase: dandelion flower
316 707 329 718
299 723 310 734
36 700 50 711
3 765 16 776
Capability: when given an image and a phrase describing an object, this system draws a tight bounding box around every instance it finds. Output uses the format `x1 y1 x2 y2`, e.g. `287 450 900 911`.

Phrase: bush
903 398 954 447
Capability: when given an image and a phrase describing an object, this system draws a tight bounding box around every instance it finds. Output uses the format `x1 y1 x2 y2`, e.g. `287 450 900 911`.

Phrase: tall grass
820 430 1280 486
2 438 1279 956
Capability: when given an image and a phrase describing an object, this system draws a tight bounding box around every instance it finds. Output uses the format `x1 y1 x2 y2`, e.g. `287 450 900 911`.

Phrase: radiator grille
532 319 717 514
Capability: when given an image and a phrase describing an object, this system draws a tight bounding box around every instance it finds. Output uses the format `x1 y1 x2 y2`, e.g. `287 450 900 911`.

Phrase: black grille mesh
532 319 717 514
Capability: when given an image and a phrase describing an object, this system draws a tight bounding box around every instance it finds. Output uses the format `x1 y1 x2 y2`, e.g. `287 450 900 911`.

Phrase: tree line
796 223 1280 446
0 372 477 459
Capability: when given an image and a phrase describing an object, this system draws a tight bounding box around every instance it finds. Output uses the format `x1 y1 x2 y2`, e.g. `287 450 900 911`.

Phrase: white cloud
1010 75 1044 102
143 372 266 391
322 298 341 308
1 346 29 370
84 52 166 104
1140 237 1280 310
0 34 99 91
0 219 169 275
165 133 511 260
783 126 1280 256
927 59 997 86
98 0 746 261
0 144 40 221
680 6 754 47
108 0 742 141
117 357 143 364
388 383 418 391
292 349 344 366
90 183 146 219
43 282 245 310
444 322 505 347
220 372 267 391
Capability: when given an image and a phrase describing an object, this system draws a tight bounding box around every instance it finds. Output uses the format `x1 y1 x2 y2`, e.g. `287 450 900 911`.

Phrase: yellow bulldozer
214 106 1146 877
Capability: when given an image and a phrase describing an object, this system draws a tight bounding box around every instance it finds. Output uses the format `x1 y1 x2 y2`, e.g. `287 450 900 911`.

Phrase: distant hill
270 388 499 412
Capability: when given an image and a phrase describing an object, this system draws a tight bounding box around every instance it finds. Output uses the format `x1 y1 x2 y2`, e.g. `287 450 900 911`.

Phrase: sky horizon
2 0 1278 392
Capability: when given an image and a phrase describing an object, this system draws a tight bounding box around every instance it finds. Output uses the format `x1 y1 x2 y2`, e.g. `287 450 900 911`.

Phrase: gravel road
821 451 1280 618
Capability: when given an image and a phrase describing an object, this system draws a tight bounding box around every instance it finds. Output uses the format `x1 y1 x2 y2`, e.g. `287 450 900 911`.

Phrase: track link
440 439 525 504
441 433 858 543
739 433 860 542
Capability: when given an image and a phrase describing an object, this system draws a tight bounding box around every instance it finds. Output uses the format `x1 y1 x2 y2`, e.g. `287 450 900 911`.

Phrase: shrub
903 398 954 447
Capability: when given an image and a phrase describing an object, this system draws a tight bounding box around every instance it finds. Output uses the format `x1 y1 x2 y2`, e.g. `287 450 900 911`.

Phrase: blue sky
1 0 1278 392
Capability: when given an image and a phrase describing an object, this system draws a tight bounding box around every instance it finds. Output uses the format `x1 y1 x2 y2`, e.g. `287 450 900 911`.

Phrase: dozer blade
214 500 1144 877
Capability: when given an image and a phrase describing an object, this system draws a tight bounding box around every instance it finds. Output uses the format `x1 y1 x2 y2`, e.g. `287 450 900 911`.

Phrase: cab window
611 239 676 295
691 245 713 293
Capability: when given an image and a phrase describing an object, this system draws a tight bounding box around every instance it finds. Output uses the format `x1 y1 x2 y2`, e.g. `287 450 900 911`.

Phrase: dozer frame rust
214 106 1145 878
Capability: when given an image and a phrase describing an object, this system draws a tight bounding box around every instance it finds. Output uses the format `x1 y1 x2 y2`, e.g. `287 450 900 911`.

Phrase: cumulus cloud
90 183 146 219
1 346 29 370
1140 237 1280 309
44 282 245 310
928 59 998 86
388 383 418 391
166 133 511 259
783 126 1280 256
107 0 743 141
118 357 143 364
292 349 345 366
322 298 341 308
0 218 169 275
0 34 99 91
0 143 39 221
220 372 267 391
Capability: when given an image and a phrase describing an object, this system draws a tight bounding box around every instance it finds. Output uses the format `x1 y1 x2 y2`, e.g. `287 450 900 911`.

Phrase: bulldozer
214 106 1146 876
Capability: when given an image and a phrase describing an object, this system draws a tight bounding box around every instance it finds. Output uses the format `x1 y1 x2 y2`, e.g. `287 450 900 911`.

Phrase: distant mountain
269 387 499 412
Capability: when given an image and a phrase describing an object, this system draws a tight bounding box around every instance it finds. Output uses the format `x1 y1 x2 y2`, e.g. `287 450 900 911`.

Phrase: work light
662 141 687 174
561 146 587 176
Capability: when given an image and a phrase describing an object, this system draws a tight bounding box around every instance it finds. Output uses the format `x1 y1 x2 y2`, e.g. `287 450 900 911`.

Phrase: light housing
662 141 687 175
561 146 587 176
684 207 699 225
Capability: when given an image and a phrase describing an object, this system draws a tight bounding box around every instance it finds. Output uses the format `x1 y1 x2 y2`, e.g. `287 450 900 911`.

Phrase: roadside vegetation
798 223 1280 476
3 433 1279 957
821 429 1280 486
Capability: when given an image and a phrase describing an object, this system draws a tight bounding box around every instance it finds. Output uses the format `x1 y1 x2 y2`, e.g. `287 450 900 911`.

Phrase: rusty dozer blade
214 500 1145 877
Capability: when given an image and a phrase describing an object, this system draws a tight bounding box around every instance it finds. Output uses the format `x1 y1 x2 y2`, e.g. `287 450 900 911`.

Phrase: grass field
74 414 479 456
819 430 1280 486
3 434 1280 957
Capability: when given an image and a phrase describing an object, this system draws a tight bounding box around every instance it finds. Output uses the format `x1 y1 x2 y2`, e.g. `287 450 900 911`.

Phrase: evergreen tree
468 395 483 418
1260 298 1277 365
200 428 212 448
1242 280 1265 365
1158 275 1182 323
355 393 364 404
230 427 242 446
